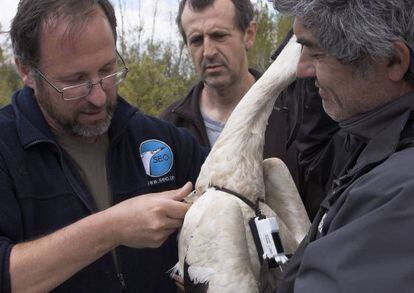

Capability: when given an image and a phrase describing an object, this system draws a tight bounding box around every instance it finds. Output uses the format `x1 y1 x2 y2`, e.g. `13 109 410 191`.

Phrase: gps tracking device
249 216 288 269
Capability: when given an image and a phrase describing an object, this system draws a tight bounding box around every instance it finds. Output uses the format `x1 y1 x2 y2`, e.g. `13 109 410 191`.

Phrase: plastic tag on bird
249 216 288 269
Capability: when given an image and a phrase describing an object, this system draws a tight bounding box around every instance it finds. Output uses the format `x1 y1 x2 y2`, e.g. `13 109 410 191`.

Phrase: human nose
297 50 316 78
84 79 107 107
203 37 217 58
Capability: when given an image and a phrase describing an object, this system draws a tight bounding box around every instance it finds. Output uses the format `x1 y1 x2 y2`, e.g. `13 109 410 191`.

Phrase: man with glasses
33 50 128 103
0 0 205 292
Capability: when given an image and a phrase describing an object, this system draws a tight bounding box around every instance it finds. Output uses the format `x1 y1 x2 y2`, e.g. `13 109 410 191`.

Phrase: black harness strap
211 185 264 217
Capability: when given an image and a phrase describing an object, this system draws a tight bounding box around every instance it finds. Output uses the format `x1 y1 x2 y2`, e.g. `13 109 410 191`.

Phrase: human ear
244 21 257 50
387 41 411 82
14 58 37 88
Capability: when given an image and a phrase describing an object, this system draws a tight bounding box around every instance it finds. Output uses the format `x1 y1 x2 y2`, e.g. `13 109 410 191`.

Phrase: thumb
161 182 193 201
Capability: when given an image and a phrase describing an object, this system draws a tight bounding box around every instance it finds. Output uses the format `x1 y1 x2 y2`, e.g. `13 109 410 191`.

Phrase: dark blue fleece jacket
0 87 206 292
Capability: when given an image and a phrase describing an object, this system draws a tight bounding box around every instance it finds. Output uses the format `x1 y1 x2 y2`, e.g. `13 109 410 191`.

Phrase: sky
0 0 265 49
1 0 265 38
0 0 182 43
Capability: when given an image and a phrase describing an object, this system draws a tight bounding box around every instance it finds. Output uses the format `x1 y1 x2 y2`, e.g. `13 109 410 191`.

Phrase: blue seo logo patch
140 139 173 177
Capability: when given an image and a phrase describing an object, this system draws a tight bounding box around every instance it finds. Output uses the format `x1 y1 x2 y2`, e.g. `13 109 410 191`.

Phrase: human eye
100 66 116 77
189 35 203 46
212 31 228 41
309 52 326 60
306 46 326 60
303 46 325 60
62 74 87 85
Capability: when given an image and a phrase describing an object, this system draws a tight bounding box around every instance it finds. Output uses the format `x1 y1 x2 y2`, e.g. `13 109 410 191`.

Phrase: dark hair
177 0 254 44
10 0 117 67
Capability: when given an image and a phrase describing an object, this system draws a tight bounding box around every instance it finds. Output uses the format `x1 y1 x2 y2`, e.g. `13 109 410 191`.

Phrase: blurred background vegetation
0 0 292 116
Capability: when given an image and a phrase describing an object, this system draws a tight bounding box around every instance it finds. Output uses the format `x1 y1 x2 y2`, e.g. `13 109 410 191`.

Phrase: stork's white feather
180 189 261 292
168 262 182 278
195 36 302 203
188 266 215 284
263 158 310 243
177 36 310 292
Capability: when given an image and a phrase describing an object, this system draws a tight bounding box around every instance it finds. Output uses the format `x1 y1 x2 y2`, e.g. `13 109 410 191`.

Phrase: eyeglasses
34 51 129 101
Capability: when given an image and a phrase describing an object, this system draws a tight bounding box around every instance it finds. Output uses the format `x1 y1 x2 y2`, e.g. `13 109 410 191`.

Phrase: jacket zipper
29 139 127 290
25 105 139 291
106 143 128 292
118 272 127 293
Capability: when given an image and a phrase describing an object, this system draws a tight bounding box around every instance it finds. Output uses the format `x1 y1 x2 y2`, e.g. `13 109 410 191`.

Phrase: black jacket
278 91 414 293
0 87 206 292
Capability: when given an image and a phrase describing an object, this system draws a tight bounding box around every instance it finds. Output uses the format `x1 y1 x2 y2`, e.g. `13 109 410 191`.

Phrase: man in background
161 0 300 187
0 0 205 292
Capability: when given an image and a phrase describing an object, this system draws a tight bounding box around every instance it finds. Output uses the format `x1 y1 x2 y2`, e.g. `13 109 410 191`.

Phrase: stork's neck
195 36 301 203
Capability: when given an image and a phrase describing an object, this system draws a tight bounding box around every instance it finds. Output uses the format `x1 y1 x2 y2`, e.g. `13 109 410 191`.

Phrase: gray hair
272 0 414 77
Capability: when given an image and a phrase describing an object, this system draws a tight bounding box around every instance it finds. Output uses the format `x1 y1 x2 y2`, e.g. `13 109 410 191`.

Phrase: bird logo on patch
140 139 173 177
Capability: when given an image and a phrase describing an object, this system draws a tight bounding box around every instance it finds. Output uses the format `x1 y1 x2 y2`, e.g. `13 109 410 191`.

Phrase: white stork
173 36 310 292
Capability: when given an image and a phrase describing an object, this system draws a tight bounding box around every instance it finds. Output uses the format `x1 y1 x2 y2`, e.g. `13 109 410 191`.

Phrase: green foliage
0 2 293 115
0 62 22 106
0 33 22 105
275 15 294 46
118 41 196 116
248 1 278 71
248 0 293 72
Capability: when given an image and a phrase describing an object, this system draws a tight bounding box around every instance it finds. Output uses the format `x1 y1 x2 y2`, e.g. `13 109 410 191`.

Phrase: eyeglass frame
33 50 129 101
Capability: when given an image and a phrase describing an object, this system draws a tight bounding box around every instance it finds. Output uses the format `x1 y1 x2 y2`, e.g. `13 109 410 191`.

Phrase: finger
160 182 193 201
174 277 185 292
164 200 191 220
171 270 185 291
172 274 184 286
162 218 184 230
175 281 185 292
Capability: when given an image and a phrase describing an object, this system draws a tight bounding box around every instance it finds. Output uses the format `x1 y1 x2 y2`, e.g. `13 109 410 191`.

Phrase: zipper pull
118 273 127 292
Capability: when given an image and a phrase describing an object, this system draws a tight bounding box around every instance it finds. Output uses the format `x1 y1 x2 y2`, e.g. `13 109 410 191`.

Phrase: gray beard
41 100 116 138
35 83 117 138
70 111 114 137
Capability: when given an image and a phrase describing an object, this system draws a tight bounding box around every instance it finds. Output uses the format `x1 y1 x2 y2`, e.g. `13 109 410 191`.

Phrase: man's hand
9 182 193 292
107 182 193 248
171 272 185 292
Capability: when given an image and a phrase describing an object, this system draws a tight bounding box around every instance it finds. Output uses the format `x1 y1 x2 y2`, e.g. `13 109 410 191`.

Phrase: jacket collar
13 87 56 148
13 86 137 148
171 81 204 122
339 91 414 172
317 91 414 219
171 68 262 121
